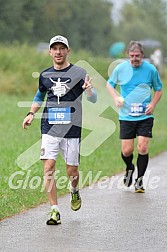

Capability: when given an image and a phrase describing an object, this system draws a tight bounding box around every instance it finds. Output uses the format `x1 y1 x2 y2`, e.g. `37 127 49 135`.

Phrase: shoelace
71 191 80 202
48 209 58 216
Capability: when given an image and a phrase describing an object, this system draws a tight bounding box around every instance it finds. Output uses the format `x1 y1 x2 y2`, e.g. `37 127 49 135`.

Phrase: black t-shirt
39 64 86 138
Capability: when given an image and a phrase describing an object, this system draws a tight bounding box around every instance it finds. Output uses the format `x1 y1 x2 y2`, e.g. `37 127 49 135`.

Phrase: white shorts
40 134 80 166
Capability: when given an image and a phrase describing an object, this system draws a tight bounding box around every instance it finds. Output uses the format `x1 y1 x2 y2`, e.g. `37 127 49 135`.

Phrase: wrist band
26 112 34 116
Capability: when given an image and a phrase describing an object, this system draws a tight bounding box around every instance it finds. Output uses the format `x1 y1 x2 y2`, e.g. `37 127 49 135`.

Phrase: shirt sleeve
107 67 118 88
85 88 97 103
39 73 47 92
33 89 46 106
152 68 163 91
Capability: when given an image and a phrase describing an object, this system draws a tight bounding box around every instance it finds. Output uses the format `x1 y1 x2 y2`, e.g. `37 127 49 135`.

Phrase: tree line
0 0 167 56
0 0 114 55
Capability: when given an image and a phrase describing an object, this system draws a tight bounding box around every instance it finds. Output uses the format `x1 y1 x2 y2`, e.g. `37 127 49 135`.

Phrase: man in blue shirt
22 35 97 224
107 40 162 193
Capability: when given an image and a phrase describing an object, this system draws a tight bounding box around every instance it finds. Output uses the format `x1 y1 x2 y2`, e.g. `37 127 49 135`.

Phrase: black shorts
119 118 154 139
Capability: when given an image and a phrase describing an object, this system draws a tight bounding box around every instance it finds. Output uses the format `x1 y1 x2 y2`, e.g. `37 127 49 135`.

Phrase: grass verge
0 87 166 220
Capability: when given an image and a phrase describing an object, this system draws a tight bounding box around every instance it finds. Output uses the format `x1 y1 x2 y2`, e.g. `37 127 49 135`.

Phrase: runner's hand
82 74 92 90
22 115 34 129
145 103 154 115
115 96 124 108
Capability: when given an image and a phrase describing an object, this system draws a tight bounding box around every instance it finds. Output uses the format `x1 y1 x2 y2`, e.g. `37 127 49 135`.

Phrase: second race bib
128 103 146 116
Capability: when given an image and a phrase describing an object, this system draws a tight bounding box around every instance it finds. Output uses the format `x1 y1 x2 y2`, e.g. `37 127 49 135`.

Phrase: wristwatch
26 112 35 116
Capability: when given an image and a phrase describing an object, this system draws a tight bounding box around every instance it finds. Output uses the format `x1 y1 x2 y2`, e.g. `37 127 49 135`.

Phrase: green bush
0 44 111 95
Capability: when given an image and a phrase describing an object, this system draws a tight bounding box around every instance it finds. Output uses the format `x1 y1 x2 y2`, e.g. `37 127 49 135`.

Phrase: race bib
128 103 146 116
48 107 71 124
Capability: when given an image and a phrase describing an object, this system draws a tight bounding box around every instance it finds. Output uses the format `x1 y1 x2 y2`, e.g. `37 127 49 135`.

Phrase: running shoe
71 191 81 211
123 164 135 187
134 177 145 193
46 208 61 225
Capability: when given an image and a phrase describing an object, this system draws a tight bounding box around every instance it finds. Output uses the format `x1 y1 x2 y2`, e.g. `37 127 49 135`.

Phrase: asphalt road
1 151 167 252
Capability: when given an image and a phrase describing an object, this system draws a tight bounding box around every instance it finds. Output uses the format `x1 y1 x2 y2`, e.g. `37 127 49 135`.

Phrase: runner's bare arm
145 89 162 115
106 82 124 107
22 89 46 129
22 103 40 129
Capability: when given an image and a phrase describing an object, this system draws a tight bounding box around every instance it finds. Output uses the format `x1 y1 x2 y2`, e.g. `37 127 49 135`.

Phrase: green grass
0 88 167 220
0 45 167 220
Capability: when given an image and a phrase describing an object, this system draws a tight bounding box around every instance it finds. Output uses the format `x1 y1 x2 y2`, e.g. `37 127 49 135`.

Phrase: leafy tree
0 0 115 55
35 0 114 55
114 0 167 55
0 0 42 42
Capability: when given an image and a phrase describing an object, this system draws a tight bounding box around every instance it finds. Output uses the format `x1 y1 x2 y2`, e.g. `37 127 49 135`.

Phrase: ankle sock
69 180 79 193
51 205 59 211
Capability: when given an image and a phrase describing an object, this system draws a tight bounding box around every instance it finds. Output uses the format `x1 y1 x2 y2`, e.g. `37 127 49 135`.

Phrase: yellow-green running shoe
134 177 145 193
46 209 61 225
71 191 81 211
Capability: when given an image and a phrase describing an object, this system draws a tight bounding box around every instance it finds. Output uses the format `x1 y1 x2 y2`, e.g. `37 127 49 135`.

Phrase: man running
22 35 97 224
107 40 162 193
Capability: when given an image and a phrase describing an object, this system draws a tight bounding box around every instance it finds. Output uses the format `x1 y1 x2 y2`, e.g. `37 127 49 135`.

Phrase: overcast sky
110 0 131 23
110 0 167 24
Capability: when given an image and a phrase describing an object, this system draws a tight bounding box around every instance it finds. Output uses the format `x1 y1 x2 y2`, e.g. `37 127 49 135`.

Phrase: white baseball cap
49 35 69 49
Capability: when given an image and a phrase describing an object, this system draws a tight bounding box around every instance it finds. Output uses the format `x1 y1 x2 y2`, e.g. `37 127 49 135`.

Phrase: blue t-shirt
108 60 163 121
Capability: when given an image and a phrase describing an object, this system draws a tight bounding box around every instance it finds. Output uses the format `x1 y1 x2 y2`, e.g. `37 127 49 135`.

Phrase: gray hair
127 41 144 54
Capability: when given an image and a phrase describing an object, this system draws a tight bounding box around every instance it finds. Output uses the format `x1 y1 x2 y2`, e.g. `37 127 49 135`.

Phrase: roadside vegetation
0 45 166 220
